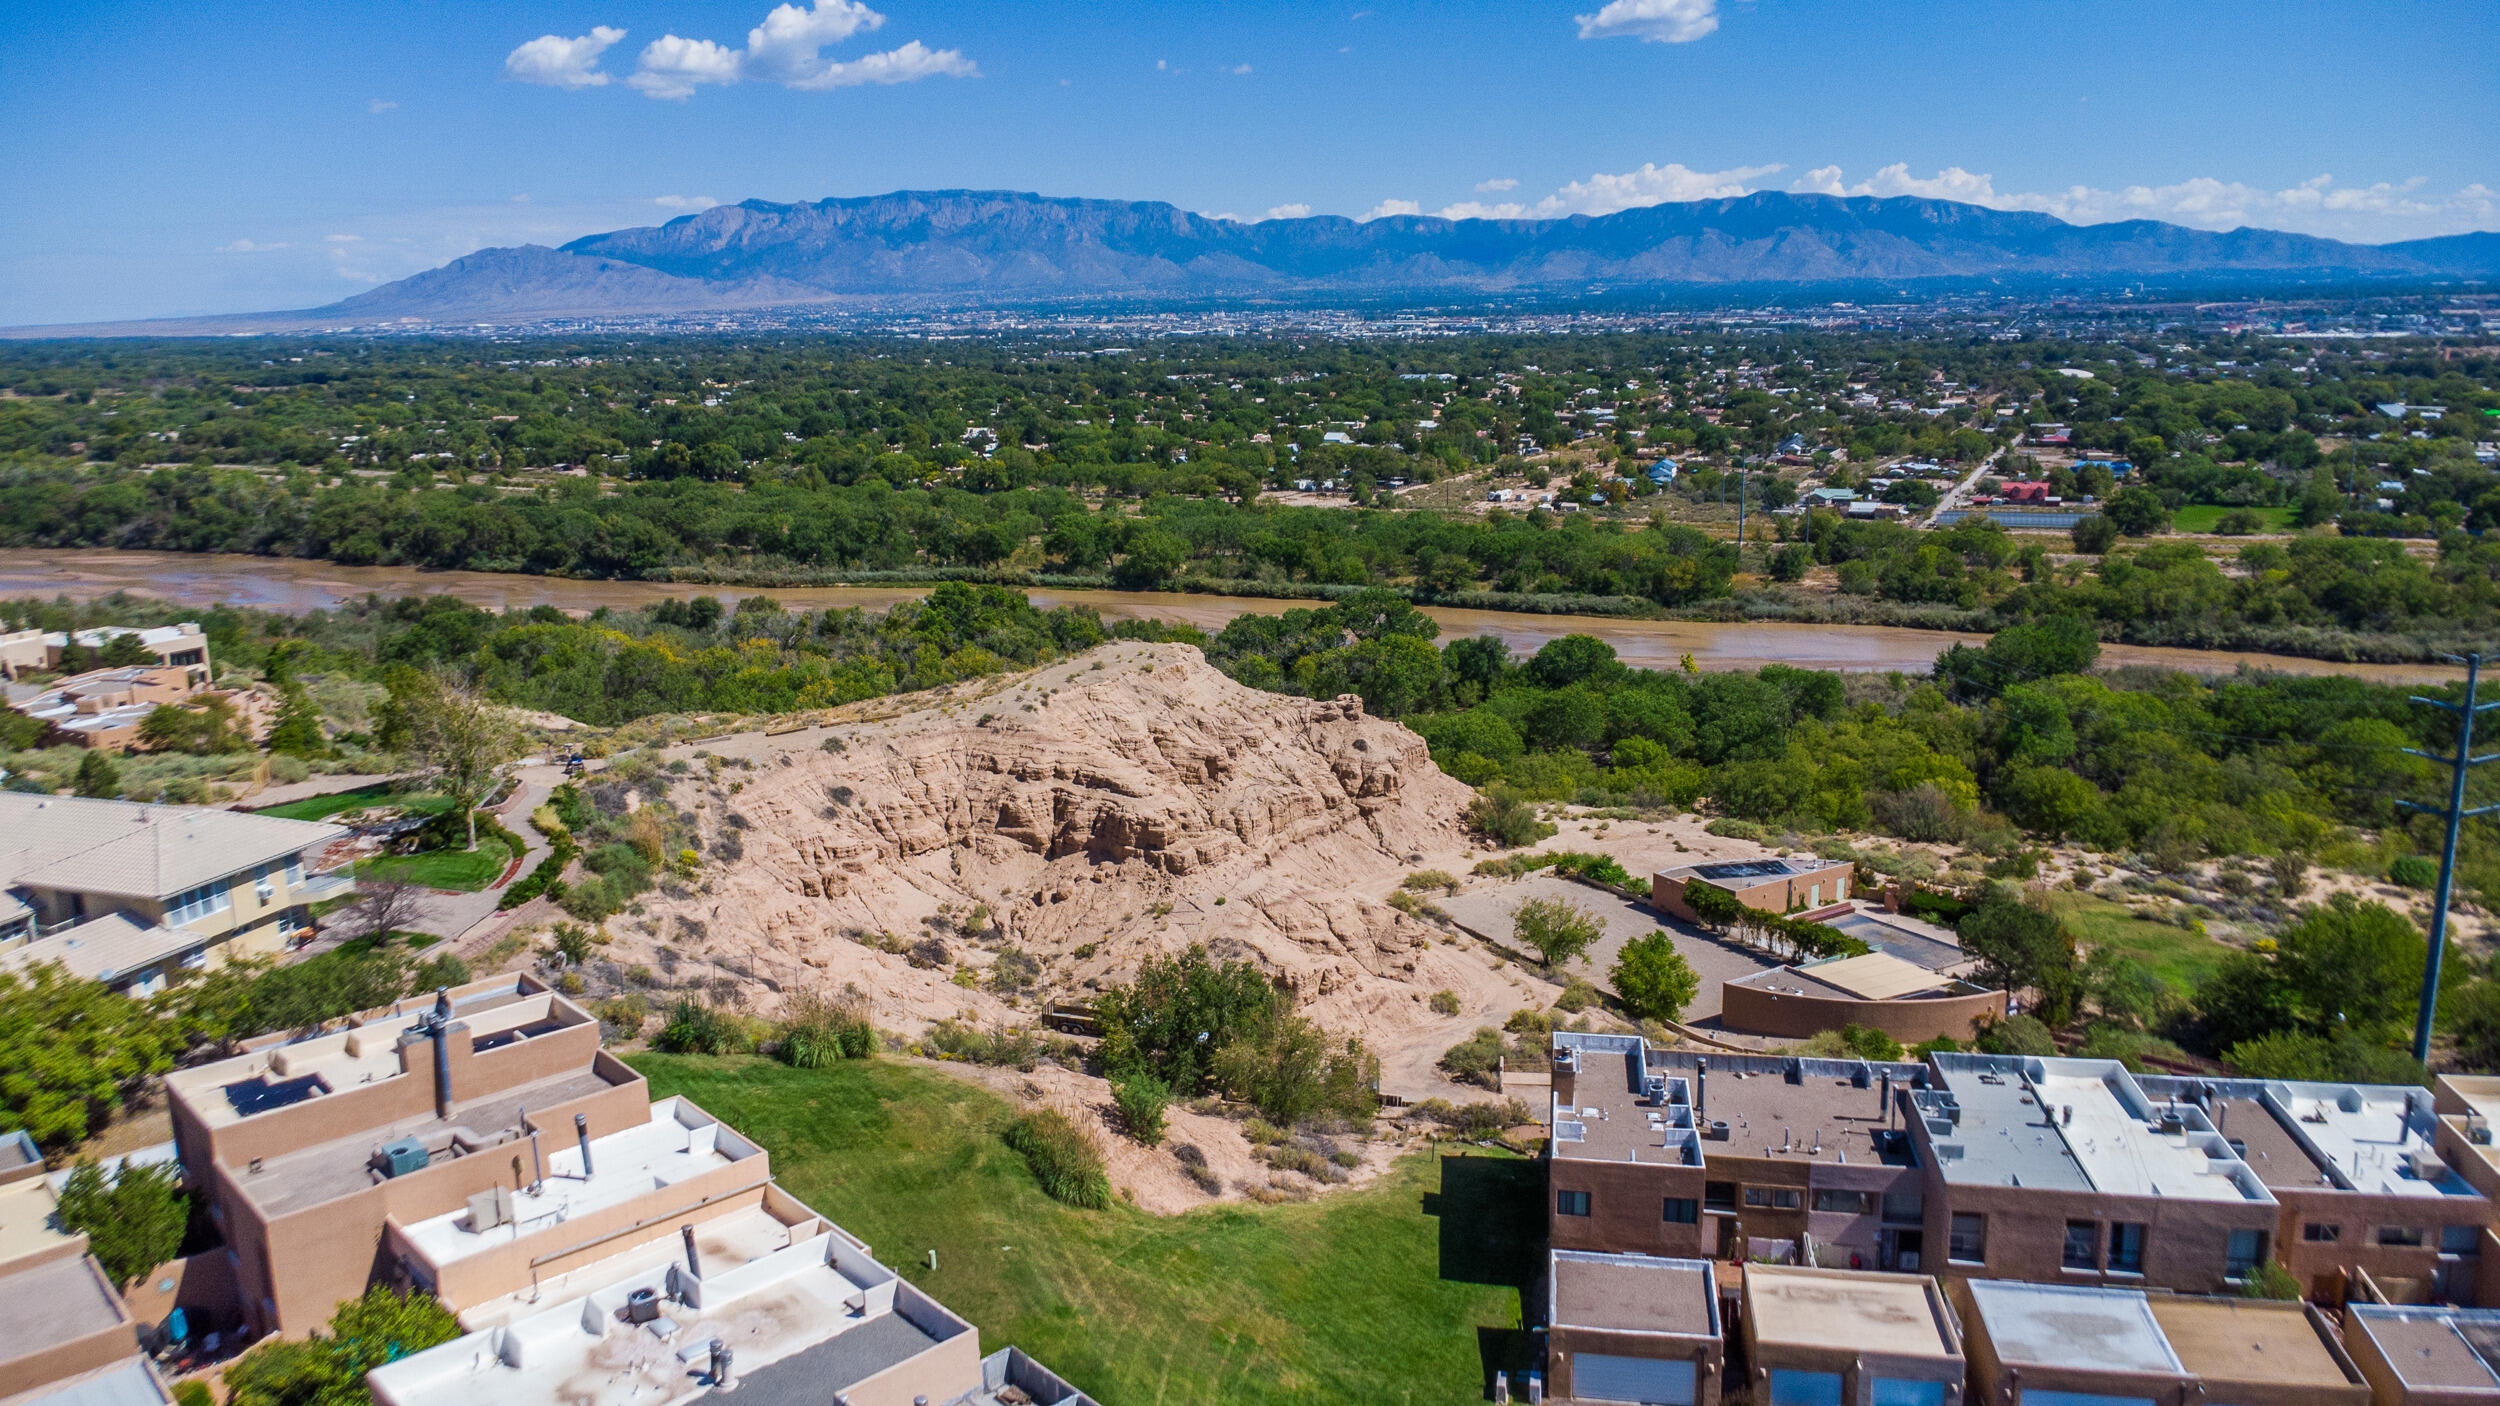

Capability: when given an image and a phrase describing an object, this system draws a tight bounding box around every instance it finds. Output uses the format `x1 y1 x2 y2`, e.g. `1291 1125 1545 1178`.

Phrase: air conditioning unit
374 1138 429 1178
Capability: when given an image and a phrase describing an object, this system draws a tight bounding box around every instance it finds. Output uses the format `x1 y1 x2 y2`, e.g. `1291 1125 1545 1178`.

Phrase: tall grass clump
1003 1106 1111 1209
775 985 878 1068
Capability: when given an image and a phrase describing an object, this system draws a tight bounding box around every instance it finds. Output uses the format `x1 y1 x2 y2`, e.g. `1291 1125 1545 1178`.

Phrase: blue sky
4 0 2495 324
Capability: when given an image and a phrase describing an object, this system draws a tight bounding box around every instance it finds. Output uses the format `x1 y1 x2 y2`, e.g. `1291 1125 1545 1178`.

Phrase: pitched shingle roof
0 793 345 902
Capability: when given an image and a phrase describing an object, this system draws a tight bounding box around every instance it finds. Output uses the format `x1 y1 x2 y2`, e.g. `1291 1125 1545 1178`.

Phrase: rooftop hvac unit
466 1184 515 1231
374 1138 429 1178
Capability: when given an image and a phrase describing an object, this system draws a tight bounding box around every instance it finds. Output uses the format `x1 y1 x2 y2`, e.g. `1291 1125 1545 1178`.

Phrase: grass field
2054 893 2233 993
256 783 454 822
629 1054 1539 1406
2172 504 2299 534
355 838 511 891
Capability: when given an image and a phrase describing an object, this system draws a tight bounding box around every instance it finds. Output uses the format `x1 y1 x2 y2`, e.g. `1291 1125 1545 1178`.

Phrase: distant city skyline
3 0 2495 325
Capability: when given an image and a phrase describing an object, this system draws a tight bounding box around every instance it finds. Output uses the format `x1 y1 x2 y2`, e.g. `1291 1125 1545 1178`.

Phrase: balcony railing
296 871 357 902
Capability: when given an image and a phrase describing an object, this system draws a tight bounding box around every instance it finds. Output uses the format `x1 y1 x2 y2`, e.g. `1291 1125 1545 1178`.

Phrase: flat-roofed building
158 976 1097 1406
1722 951 2006 1045
1651 857 1854 924
2346 1303 2500 1403
0 794 350 995
1913 1054 2280 1294
1544 1250 1723 1406
1956 1279 2366 1406
1548 1035 1932 1270
1738 1264 1963 1406
2141 1074 2491 1306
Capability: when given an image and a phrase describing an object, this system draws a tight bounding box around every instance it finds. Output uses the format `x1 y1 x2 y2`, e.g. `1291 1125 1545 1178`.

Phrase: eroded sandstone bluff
622 643 1504 1042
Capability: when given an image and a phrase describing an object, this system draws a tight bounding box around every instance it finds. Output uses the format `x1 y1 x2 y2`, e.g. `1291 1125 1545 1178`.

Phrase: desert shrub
1172 1142 1222 1194
987 946 1042 993
1552 977 1603 1013
654 998 746 1055
1003 1108 1111 1209
907 936 953 969
922 1018 1042 1070
1094 944 1283 1094
1795 1023 1905 1062
2390 855 2439 889
1869 784 1974 843
1439 1027 1506 1090
776 985 877 1067
1467 785 1555 848
595 994 651 1040
1505 1006 1562 1036
1975 1013 2058 1057
1703 818 1770 843
1212 1008 1378 1126
1546 851 1637 888
1403 869 1461 893
1263 1141 1345 1183
1112 1073 1171 1145
1428 989 1462 1016
1408 1097 1535 1139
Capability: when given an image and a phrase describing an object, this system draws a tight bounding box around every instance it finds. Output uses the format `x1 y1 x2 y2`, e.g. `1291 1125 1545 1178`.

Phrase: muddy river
0 548 2464 683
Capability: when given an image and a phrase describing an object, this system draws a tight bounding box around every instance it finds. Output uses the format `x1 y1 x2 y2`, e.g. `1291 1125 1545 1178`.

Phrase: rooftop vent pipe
682 1224 702 1280
1879 1070 1893 1116
1695 1059 1708 1121
575 1113 595 1180
707 1339 732 1388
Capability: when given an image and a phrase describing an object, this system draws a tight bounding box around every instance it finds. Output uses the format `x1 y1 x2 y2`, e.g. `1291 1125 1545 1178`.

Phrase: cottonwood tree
378 667 521 850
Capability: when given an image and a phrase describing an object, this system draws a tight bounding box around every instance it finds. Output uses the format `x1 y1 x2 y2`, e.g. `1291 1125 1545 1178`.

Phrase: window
2109 1222 2146 1274
1768 1370 1844 1406
1813 1190 1876 1215
2377 1226 2427 1248
2444 1225 2483 1255
1663 1198 1699 1225
166 879 233 926
284 856 304 887
1871 1381 1948 1406
1882 1192 1925 1224
1704 1181 1737 1212
1557 1190 1591 1217
2063 1221 2100 1271
1745 1186 1802 1210
2226 1229 2268 1279
1949 1213 1987 1265
2302 1223 2342 1244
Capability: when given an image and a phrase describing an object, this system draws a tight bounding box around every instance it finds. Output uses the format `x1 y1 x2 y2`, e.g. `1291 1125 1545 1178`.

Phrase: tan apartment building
1651 857 1854 924
2345 1303 2500 1404
1545 1040 2493 1303
2140 1072 2493 1306
0 793 351 995
161 975 1099 1406
1545 1250 1724 1406
14 665 213 751
0 1126 176 1406
1955 1279 2368 1406
1738 1265 1965 1406
0 623 211 682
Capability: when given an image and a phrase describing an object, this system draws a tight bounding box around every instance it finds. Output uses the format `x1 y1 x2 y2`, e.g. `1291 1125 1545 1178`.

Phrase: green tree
56 1161 187 1285
1094 945 1282 1095
73 748 122 799
1514 896 1604 969
266 686 325 757
2070 514 2120 554
377 669 520 850
1958 889 2079 1024
0 966 172 1148
1209 1006 1376 1126
1610 934 1700 1023
97 633 158 668
2103 486 2171 536
226 1286 462 1406
1111 1073 1170 1145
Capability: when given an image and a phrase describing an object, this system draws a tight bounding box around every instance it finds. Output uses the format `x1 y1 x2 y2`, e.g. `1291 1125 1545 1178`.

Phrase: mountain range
33 190 2500 333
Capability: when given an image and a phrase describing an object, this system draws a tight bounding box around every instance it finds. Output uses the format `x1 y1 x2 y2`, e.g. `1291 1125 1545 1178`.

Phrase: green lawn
257 783 455 822
2054 893 2233 993
355 839 512 891
629 1054 1539 1406
2171 504 2298 534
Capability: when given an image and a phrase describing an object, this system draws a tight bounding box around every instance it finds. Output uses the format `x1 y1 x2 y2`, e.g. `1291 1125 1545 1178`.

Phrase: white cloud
654 195 721 210
1576 0 1719 44
1229 63 1253 75
515 5 973 101
366 99 399 114
215 240 290 254
1439 161 1784 220
1266 203 1312 220
1784 164 2500 242
1475 177 1519 193
505 26 627 88
1361 199 1423 221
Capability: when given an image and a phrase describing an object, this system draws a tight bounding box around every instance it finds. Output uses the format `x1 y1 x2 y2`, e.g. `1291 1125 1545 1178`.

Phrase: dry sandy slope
618 641 1528 1074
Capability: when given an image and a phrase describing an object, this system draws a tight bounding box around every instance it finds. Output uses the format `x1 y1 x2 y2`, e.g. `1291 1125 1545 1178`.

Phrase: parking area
1437 874 1777 1025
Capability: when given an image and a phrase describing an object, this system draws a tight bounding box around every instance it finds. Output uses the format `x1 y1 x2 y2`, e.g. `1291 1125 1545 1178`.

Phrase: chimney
1879 1069 1893 1115
427 1011 454 1121
1695 1059 1708 1121
682 1224 702 1280
575 1113 595 1179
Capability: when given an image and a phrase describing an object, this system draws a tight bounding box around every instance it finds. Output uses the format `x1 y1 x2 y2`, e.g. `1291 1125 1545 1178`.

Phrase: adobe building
1722 951 2006 1045
1546 1035 1936 1270
160 975 1097 1406
1738 1264 1964 1406
1955 1279 2367 1406
1650 857 1854 924
2140 1073 2493 1306
1544 1250 1723 1406
2345 1303 2500 1403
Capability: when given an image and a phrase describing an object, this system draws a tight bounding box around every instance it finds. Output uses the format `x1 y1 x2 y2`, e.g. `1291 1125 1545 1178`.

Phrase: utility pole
1736 462 1749 547
2400 653 2500 1065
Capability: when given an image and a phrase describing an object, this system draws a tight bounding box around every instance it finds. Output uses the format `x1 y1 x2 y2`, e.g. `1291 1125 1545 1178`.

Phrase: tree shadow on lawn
1424 1150 1544 1399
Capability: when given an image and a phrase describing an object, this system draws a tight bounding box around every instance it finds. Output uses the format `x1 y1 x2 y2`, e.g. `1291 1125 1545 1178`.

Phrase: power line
2401 653 2500 1065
